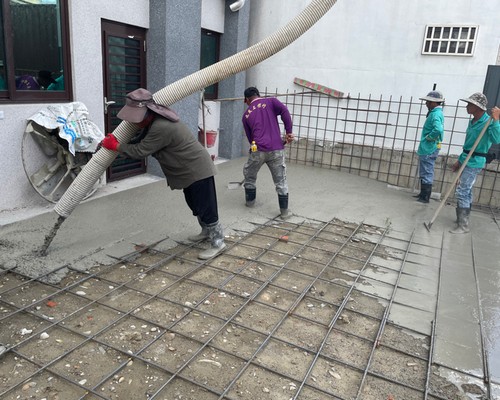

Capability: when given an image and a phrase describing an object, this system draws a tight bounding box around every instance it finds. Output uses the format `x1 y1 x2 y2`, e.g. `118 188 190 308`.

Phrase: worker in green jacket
450 93 500 234
415 90 445 203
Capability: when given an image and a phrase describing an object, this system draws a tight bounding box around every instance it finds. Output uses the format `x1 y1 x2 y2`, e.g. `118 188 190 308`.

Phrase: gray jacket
119 116 216 190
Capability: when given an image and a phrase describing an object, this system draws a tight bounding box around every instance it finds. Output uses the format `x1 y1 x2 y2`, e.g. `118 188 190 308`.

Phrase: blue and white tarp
28 102 104 155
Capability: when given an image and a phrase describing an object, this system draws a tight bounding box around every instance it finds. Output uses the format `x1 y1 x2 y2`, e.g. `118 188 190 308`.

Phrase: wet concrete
1 156 500 394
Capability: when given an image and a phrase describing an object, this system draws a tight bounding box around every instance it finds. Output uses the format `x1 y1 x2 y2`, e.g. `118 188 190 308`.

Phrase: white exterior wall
201 0 225 33
0 0 149 214
246 0 500 102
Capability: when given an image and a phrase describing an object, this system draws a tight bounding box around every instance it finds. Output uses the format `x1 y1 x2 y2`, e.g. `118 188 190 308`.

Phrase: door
483 65 500 156
102 19 147 181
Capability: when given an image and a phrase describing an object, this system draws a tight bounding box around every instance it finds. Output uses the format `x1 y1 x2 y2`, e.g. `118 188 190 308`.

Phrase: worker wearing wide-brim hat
415 90 445 203
100 88 226 259
450 93 500 234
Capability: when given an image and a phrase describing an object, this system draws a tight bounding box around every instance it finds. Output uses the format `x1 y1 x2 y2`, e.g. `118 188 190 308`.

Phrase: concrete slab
1 156 499 395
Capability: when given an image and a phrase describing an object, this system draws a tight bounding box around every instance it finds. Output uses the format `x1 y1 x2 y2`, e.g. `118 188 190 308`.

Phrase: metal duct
54 0 337 218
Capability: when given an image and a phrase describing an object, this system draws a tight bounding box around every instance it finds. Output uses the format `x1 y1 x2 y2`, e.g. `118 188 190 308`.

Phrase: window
0 0 71 102
422 25 478 56
200 29 220 100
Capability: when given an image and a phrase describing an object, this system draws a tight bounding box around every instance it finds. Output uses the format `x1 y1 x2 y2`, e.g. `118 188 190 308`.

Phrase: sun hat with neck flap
117 88 179 123
460 92 488 111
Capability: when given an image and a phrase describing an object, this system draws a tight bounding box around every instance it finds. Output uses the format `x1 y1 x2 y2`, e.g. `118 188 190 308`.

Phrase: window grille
422 25 478 56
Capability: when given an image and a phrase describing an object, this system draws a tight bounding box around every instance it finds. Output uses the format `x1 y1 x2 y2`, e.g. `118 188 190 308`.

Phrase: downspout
41 0 338 254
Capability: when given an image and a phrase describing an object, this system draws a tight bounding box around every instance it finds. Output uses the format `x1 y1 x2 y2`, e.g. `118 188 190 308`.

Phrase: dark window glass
200 29 220 100
1 0 71 101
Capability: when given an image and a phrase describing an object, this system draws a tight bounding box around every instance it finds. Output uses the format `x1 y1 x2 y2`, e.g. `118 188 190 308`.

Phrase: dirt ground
0 218 488 399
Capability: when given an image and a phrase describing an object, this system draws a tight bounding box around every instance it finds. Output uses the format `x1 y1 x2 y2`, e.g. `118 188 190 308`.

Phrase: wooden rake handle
425 117 493 229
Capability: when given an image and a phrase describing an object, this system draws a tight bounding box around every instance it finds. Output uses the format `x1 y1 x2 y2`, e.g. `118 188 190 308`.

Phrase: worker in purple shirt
242 87 294 219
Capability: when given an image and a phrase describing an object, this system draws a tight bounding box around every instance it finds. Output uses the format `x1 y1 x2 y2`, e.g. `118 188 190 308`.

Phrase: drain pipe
229 0 246 12
43 0 338 253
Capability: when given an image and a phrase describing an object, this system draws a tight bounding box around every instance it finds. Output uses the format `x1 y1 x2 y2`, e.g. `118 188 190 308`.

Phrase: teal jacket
417 106 444 156
458 113 500 169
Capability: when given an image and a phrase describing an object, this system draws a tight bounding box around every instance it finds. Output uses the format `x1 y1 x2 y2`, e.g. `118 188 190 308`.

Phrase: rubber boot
455 207 471 224
416 183 432 203
278 194 291 220
188 217 209 242
450 207 470 234
245 188 256 207
198 221 227 259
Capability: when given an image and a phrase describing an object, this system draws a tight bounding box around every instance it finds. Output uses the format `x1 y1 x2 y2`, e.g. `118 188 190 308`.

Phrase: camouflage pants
243 149 288 196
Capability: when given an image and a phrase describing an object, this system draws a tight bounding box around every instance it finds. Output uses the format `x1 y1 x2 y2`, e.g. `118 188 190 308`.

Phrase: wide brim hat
419 90 444 103
460 92 487 111
117 88 179 123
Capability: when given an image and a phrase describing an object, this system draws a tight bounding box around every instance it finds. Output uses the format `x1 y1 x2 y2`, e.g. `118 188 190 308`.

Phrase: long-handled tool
424 117 493 231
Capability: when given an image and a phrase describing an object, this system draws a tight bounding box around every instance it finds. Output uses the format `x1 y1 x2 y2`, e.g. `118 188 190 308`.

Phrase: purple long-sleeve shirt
242 97 293 152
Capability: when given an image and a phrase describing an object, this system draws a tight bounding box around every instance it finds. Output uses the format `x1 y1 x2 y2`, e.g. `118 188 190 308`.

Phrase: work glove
451 161 461 172
101 133 119 151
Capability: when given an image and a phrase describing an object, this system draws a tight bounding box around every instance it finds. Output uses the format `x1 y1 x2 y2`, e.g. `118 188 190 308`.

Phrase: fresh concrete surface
1 156 500 390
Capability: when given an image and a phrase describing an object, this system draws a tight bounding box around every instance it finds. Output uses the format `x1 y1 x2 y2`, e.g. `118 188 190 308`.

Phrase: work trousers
455 165 481 208
183 176 219 225
418 149 439 185
243 150 288 196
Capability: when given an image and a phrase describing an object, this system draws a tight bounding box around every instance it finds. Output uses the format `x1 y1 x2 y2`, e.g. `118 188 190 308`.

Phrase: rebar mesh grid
0 218 491 399
262 89 500 211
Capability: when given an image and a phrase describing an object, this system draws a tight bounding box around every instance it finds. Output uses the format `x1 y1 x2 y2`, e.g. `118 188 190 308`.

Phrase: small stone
75 291 86 296
40 332 50 340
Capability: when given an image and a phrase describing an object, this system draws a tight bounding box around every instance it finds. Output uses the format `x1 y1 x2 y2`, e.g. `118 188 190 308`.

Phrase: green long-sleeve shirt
417 106 444 156
458 112 500 169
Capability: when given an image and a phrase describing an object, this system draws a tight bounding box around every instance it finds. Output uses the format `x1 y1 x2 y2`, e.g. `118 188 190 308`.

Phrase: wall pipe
54 0 338 219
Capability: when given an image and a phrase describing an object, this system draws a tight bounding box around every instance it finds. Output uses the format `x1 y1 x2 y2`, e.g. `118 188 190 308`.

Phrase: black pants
183 176 219 225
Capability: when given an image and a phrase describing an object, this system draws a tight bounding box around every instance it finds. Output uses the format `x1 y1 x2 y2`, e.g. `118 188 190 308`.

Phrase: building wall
0 0 248 214
246 0 500 103
0 0 150 213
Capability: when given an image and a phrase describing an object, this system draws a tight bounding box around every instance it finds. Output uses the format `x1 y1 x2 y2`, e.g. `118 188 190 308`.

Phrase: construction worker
450 94 500 234
100 88 226 259
241 87 294 219
415 90 445 203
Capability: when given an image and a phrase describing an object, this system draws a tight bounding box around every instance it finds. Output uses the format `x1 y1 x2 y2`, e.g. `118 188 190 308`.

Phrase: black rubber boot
245 188 256 207
416 183 432 203
278 194 291 219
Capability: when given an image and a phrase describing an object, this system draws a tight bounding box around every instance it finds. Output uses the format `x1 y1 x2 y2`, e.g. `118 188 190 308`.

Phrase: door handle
104 97 116 114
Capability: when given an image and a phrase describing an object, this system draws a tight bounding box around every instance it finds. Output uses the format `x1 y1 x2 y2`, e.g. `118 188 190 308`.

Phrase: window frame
422 24 478 57
0 0 72 103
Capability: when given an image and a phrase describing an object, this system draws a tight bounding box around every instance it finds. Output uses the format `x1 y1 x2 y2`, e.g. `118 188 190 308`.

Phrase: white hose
55 0 338 218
